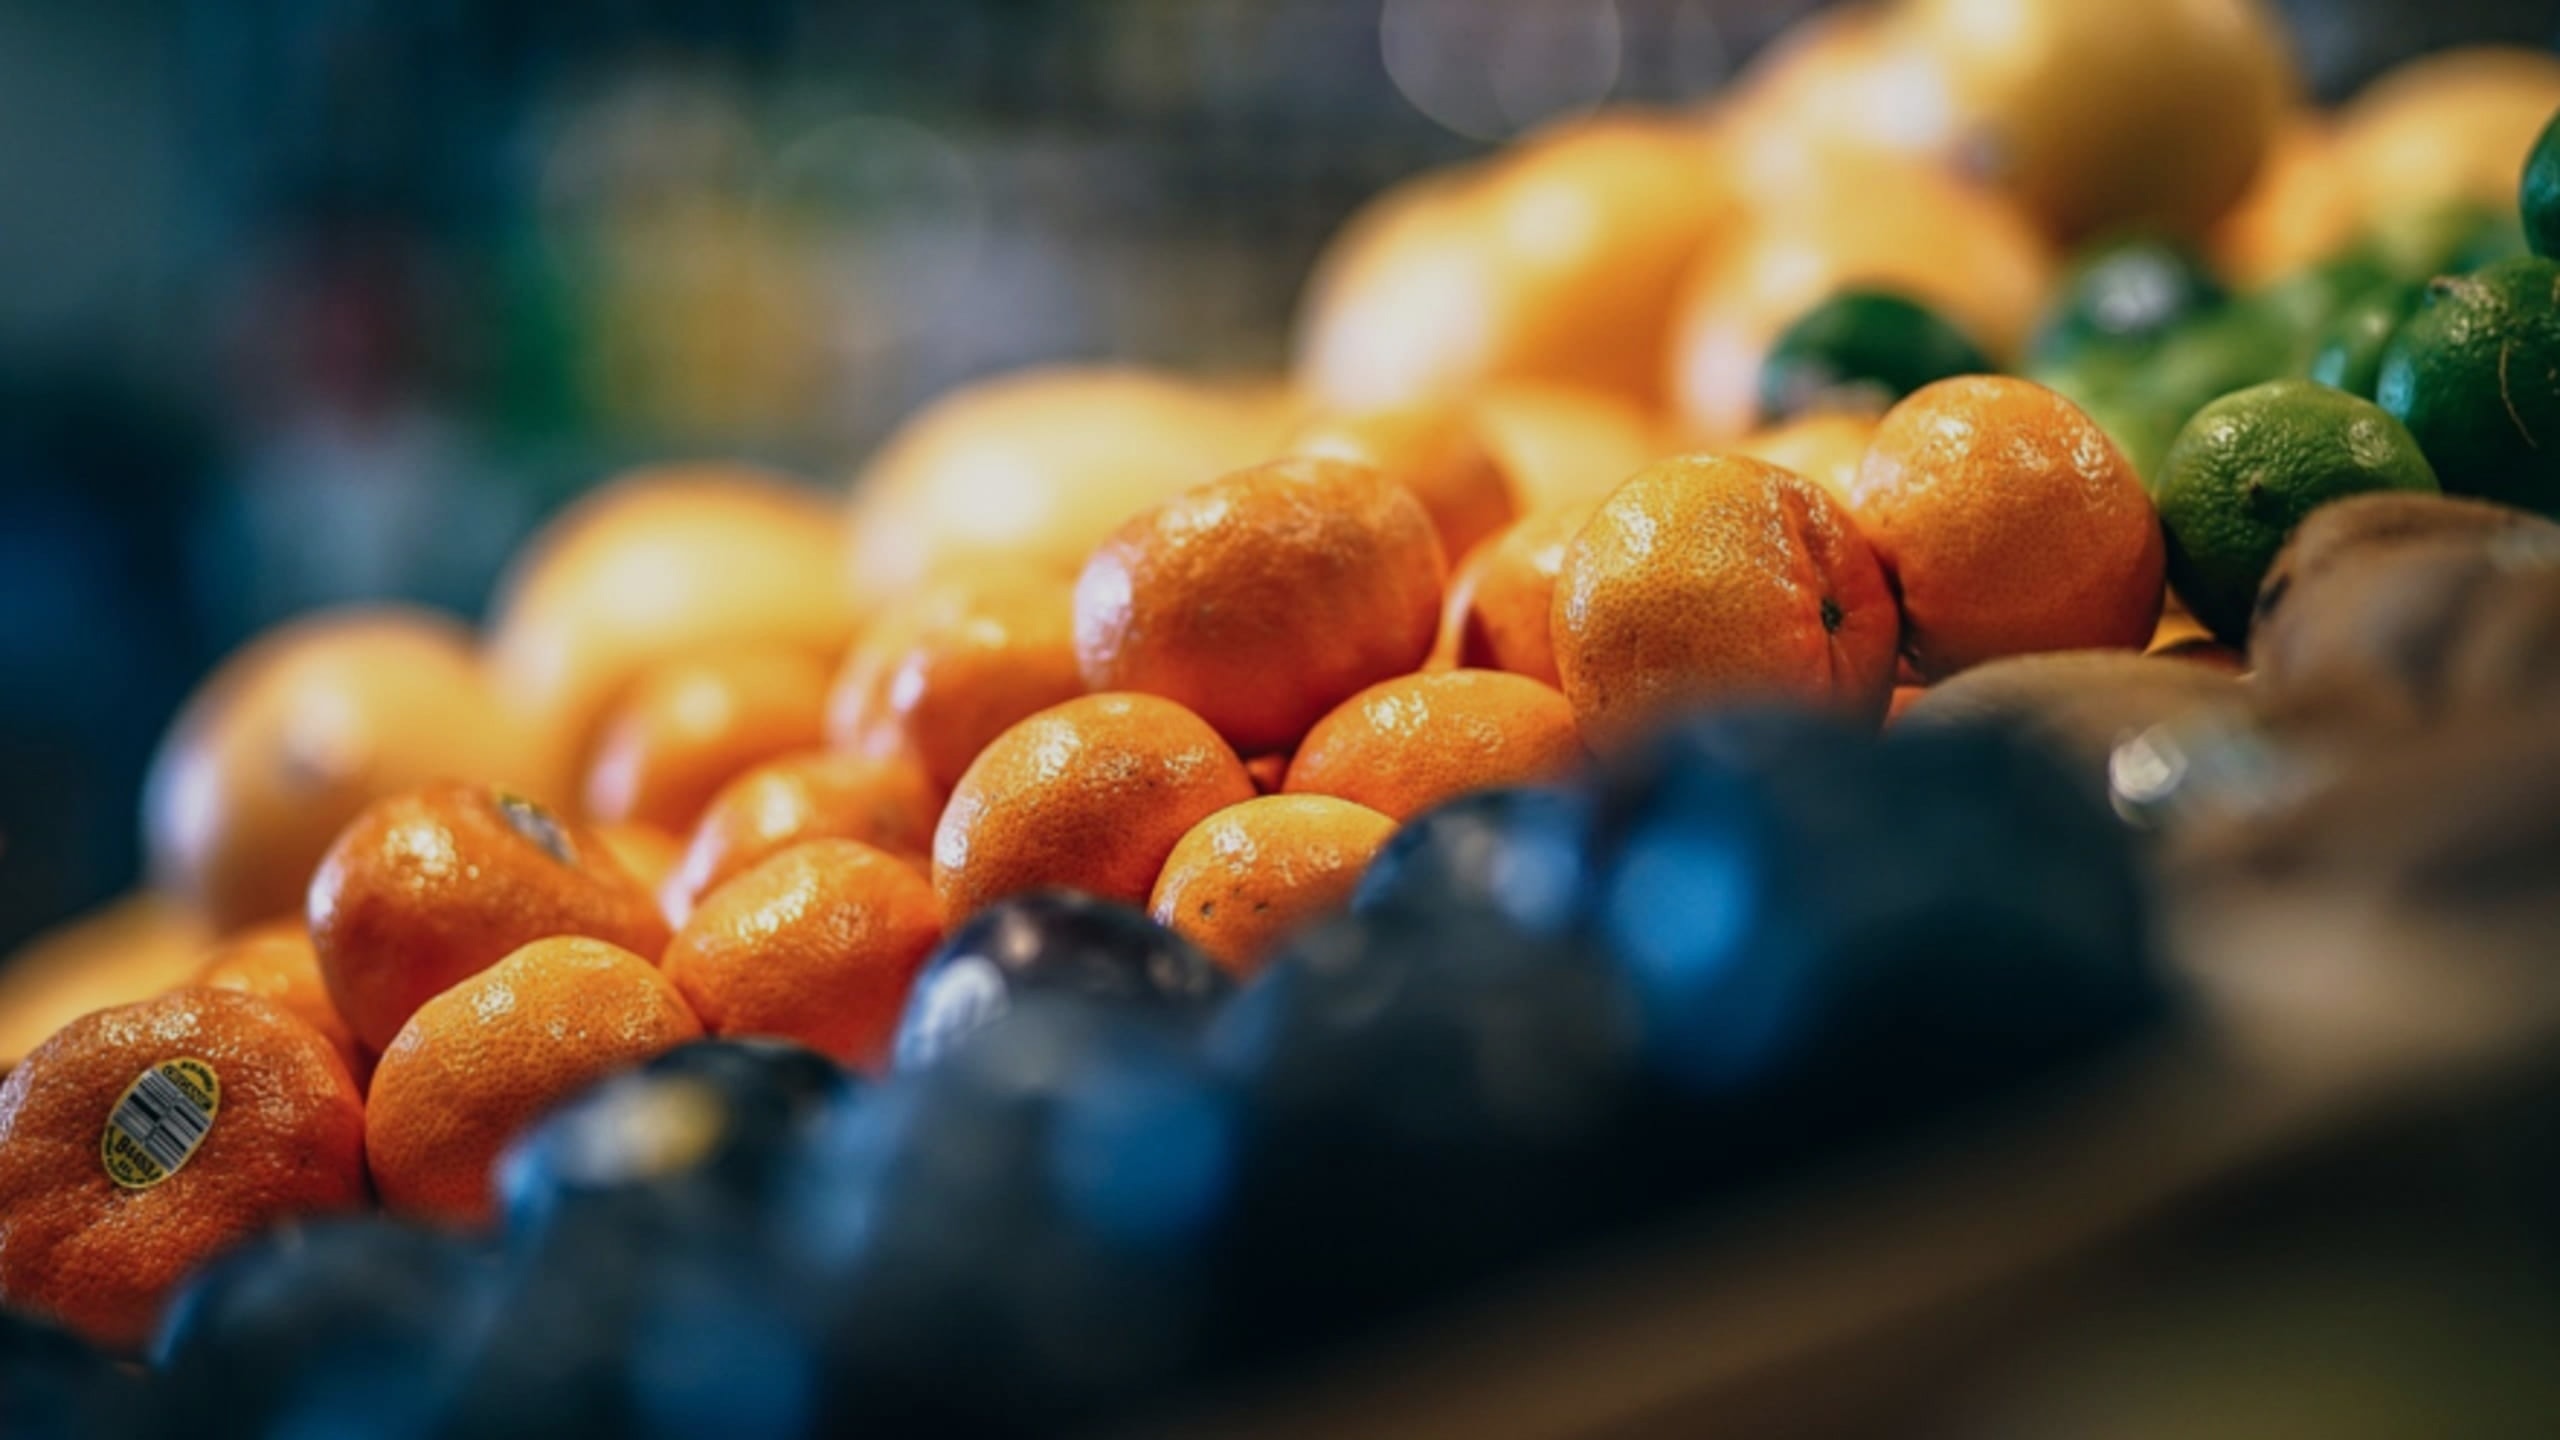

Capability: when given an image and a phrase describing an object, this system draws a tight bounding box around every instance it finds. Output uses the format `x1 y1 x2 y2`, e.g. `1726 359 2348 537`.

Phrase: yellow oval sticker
101 1058 221 1190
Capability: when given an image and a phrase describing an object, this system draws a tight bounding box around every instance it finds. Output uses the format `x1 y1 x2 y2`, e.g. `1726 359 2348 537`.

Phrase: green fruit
2250 250 2398 367
2526 108 2560 260
2157 378 2440 642
2076 393 2182 493
2138 304 2300 436
2375 256 2560 517
2030 236 2226 369
2369 201 2528 284
2308 282 2425 398
1758 290 1993 424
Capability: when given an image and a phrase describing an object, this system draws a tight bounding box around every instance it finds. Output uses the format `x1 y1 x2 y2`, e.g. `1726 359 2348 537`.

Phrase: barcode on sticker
101 1059 221 1190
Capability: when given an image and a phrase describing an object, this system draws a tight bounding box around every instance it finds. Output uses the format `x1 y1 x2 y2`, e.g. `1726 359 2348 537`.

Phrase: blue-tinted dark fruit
1203 907 1649 1350
791 998 1242 1435
893 890 1229 1071
495 1037 860 1243
2 1306 153 1440
148 1217 501 1440
1350 784 1596 936
1592 710 2169 1157
439 1216 822 1440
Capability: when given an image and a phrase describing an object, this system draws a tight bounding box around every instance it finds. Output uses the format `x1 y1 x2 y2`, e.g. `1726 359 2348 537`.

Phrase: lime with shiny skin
2157 378 2440 642
2376 256 2560 516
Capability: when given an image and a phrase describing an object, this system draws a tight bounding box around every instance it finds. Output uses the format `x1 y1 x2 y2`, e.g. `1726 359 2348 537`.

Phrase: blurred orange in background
1295 114 1732 413
1665 150 2054 442
142 608 536 935
841 367 1300 619
485 465 853 803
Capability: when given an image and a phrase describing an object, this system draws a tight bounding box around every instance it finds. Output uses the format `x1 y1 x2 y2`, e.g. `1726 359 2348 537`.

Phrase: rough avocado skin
2375 257 2560 519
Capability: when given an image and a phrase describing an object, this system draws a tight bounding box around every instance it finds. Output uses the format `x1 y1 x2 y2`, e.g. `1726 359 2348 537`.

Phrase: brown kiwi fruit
1895 651 2252 801
2253 510 2560 737
2440 539 2560 717
2166 710 2560 992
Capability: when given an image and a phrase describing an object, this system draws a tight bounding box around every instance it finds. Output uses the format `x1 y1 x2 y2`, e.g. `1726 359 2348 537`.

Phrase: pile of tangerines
4 0 2560 1400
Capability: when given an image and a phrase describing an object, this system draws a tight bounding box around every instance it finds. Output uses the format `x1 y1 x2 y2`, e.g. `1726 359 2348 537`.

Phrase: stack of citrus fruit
2 8 2559 1432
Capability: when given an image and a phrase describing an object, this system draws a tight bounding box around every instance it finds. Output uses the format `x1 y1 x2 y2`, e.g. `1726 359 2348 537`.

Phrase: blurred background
0 0 2555 954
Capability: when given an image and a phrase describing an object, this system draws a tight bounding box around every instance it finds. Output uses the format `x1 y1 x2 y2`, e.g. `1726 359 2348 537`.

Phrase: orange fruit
2209 115 2357 287
1665 152 2055 442
0 895 208 1071
592 821 685 898
1850 376 2165 680
826 572 1086 795
2147 603 2216 656
934 694 1256 920
1148 795 1397 977
1737 409 1881 510
364 937 700 1225
1075 457 1446 755
486 465 854 801
1886 0 2297 241
1886 683 1929 724
1295 114 1734 411
842 367 1303 618
1715 6 1994 198
190 921 366 1087
1437 503 1597 686
1719 2 1888 125
307 783 671 1053
1284 670 1585 820
2333 48 2560 233
0 988 366 1348
1469 381 1663 512
1552 456 1901 748
580 647 831 833
1245 753 1292 796
662 839 942 1070
1284 404 1521 565
660 750 939 928
143 607 535 934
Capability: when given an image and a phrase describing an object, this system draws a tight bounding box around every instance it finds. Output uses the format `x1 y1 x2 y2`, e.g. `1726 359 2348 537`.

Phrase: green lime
2375 255 2560 517
2307 282 2426 398
2526 107 2560 260
1758 289 1993 424
2030 236 2227 369
2136 303 2301 438
2157 378 2440 642
2250 249 2399 368
2076 393 2182 493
